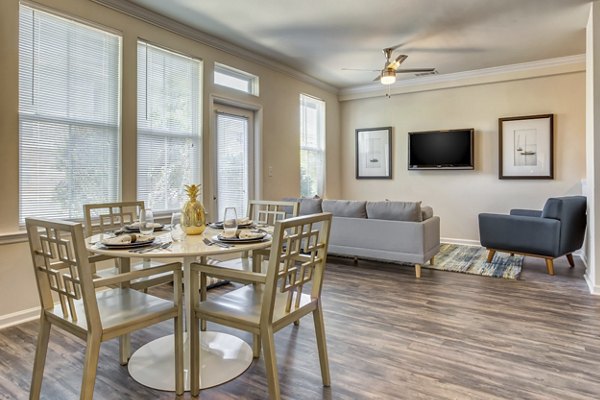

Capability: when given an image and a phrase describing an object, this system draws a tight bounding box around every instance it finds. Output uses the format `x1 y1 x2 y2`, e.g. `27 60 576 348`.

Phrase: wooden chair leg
190 314 200 396
119 334 130 365
252 334 261 358
30 315 51 400
261 325 281 400
313 304 331 386
486 249 496 263
415 264 422 278
566 253 575 268
429 256 435 265
80 334 101 400
545 258 555 275
174 315 184 396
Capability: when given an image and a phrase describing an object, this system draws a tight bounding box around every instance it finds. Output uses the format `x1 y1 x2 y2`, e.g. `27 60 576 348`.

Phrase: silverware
129 241 172 254
203 237 231 248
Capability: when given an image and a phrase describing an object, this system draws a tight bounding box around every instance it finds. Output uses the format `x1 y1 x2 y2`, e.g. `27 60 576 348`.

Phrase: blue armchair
478 196 587 275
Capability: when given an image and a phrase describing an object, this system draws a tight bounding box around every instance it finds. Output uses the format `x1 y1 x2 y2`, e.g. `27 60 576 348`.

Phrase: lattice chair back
26 218 99 328
261 212 332 321
248 200 299 227
83 201 145 237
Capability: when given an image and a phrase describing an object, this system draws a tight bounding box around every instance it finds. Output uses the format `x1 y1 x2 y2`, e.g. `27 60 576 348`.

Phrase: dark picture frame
499 114 554 179
355 127 392 179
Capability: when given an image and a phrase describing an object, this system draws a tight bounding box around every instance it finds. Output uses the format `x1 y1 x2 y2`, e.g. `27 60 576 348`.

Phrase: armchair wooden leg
415 264 422 278
486 249 496 263
545 258 555 275
566 253 575 268
81 333 101 400
30 314 51 400
313 304 331 386
429 256 435 265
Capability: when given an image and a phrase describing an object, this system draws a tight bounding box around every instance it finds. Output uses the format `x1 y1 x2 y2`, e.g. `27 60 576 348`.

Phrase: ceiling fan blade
342 67 381 72
373 74 381 82
395 68 436 73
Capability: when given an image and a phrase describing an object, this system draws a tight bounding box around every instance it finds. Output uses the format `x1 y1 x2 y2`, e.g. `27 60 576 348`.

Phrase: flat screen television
408 129 474 170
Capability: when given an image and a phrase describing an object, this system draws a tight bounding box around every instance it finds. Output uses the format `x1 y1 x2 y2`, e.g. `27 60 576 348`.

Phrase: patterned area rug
424 244 523 279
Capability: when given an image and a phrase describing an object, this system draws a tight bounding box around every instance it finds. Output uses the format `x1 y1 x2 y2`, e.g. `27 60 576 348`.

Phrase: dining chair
26 218 184 399
189 212 332 399
210 199 300 273
83 201 173 290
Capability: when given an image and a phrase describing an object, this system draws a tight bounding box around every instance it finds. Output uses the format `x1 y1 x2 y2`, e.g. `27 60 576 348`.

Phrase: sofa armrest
510 209 542 218
478 213 560 256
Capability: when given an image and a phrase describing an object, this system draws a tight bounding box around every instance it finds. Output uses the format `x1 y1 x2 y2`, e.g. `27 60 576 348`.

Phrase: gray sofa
286 198 440 277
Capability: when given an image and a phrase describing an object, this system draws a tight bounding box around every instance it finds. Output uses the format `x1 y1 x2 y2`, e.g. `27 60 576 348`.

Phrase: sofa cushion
421 206 434 221
299 197 323 215
366 201 422 222
322 200 367 218
541 198 562 220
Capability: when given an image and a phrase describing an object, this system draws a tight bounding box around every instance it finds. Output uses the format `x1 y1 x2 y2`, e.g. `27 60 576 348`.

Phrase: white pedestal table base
128 331 253 391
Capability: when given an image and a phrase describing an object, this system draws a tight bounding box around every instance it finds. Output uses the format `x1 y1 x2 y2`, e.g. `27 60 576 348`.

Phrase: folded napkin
238 230 265 239
101 234 153 245
237 217 251 225
220 229 238 239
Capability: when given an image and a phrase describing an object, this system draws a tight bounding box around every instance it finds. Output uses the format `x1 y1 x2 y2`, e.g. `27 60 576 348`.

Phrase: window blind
300 94 326 197
18 5 121 221
216 112 249 220
137 42 201 211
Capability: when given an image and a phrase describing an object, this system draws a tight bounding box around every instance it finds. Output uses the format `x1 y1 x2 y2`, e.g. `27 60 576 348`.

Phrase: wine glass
139 209 155 236
170 212 185 241
223 207 238 238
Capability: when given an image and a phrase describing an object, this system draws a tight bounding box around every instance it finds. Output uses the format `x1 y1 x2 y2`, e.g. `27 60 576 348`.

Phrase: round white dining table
86 226 272 391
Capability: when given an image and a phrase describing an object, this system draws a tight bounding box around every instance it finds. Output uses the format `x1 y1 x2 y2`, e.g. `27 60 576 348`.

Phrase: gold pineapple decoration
182 184 206 235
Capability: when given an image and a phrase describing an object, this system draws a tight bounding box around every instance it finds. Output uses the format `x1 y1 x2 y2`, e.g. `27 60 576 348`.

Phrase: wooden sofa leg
545 258 555 275
486 249 496 263
415 264 422 278
429 256 435 265
566 253 575 268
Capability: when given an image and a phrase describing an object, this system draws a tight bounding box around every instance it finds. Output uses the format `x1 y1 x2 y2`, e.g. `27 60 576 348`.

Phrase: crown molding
91 0 338 94
339 54 586 101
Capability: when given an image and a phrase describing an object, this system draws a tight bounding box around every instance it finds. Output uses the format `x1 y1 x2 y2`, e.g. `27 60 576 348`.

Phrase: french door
214 105 255 221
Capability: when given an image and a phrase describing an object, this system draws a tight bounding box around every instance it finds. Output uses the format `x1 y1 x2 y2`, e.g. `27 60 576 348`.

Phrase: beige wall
0 0 340 320
340 72 586 242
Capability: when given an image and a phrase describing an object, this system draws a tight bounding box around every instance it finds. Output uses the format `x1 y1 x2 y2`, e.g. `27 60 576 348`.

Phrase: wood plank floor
2 254 600 399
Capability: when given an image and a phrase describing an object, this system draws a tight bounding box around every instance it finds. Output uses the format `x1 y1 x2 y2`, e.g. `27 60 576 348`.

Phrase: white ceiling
127 0 592 89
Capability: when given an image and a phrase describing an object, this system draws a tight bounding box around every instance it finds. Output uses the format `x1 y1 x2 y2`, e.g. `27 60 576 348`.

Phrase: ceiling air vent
415 70 438 77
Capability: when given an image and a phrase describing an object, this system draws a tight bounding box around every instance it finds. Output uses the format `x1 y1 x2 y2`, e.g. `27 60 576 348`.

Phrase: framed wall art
356 127 392 179
498 114 554 179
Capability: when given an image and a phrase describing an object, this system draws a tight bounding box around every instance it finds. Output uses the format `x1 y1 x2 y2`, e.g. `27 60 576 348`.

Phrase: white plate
214 233 270 244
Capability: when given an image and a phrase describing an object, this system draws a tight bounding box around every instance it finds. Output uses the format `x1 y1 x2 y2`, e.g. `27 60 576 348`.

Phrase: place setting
209 207 271 247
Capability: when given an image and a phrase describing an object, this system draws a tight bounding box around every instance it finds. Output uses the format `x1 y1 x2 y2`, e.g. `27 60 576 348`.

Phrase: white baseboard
0 306 40 330
579 253 600 295
441 237 481 247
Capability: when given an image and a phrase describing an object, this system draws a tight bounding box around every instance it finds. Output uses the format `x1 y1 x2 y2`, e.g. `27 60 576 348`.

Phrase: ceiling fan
343 46 436 85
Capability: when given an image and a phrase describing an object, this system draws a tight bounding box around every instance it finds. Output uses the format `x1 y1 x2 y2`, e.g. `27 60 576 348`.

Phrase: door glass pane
216 112 249 220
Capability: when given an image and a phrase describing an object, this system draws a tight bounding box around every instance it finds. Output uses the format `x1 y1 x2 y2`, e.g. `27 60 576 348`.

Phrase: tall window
137 42 201 211
300 94 326 197
18 5 121 221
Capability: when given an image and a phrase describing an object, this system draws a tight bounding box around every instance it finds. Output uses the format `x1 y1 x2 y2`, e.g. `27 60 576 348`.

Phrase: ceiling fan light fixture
380 69 396 85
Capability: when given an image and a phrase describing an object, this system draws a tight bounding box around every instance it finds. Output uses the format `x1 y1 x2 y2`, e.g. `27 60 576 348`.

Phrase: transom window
18 5 121 221
214 63 259 96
